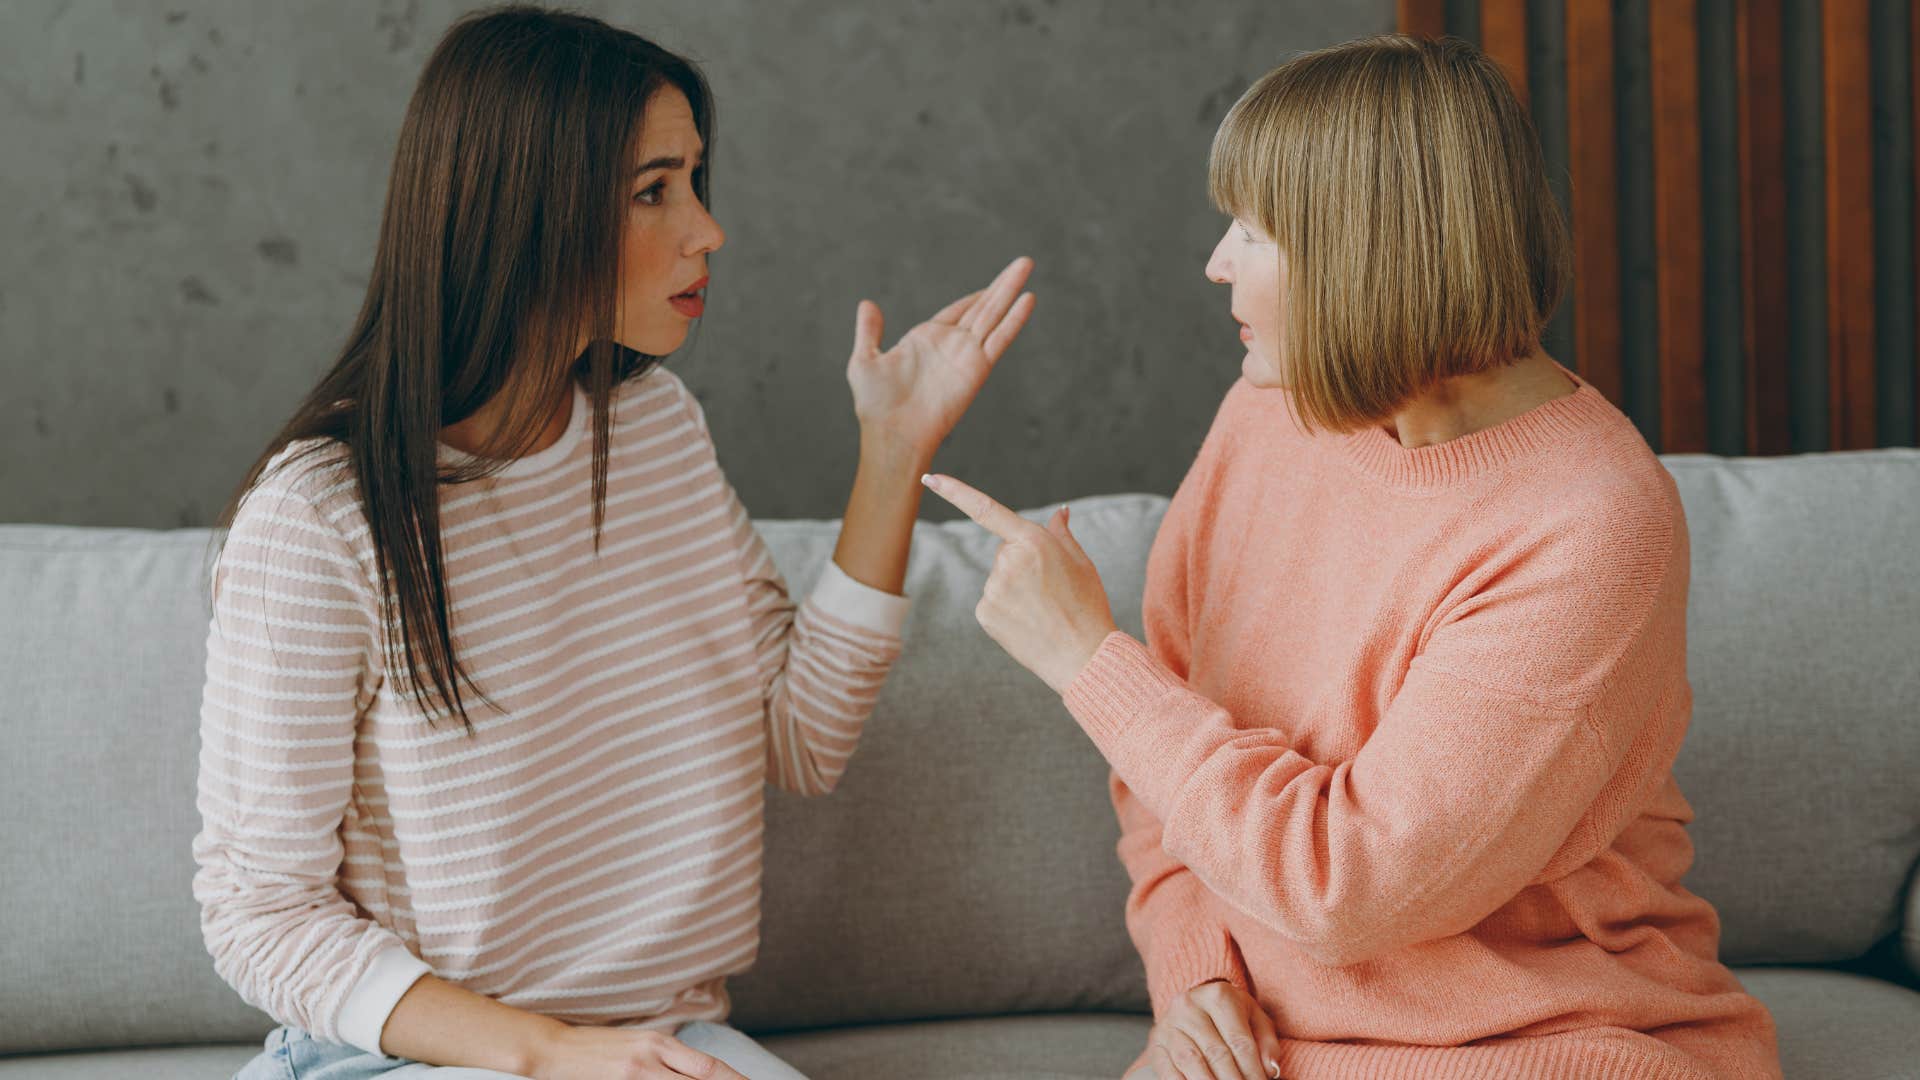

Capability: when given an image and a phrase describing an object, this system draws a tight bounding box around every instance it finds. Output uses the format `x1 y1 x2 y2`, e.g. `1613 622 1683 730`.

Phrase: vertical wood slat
1398 0 1446 40
1481 0 1530 108
1737 0 1792 455
1650 0 1707 452
1565 1 1624 404
1824 0 1877 450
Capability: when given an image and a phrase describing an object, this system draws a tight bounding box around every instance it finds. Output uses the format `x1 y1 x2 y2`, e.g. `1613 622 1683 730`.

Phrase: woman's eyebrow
630 151 704 177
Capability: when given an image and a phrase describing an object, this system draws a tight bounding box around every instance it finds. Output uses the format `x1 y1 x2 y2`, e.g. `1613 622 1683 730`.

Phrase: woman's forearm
829 429 933 595
378 974 565 1075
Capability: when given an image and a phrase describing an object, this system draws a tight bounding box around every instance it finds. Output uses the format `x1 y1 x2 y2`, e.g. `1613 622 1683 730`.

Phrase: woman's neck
1380 349 1578 449
440 382 575 459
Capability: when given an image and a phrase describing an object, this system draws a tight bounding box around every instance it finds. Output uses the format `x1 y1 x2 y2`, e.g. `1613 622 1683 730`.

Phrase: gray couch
3 449 1918 1080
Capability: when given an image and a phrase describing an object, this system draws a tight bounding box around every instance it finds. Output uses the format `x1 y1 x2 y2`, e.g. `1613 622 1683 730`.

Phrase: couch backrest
1659 450 1920 970
2 452 1916 1053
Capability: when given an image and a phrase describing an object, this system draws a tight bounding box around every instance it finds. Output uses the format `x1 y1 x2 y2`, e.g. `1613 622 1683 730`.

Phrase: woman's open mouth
669 275 708 318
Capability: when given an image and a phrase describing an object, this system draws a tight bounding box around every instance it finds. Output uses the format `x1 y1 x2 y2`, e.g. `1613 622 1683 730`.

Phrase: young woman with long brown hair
196 7 1033 1078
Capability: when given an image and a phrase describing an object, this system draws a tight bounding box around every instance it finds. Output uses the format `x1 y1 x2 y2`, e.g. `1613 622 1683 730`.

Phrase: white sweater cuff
808 559 910 638
337 947 432 1056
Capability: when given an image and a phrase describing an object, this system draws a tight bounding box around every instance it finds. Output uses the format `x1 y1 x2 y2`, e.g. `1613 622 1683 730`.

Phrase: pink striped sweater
192 370 906 1054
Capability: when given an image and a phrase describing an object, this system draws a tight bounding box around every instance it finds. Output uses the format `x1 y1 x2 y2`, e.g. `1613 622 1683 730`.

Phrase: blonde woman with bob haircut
925 34 1783 1080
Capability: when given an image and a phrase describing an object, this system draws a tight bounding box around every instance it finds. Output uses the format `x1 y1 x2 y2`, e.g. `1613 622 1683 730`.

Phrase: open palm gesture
846 256 1036 458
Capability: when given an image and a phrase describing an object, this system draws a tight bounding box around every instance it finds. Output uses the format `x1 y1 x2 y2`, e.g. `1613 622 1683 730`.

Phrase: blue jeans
232 1021 809 1080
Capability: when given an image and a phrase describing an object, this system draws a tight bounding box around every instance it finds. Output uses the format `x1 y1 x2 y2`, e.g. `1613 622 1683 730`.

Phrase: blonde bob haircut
1209 34 1572 432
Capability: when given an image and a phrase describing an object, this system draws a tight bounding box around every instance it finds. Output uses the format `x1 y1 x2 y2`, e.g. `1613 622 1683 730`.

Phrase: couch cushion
1736 968 1920 1080
764 1013 1152 1080
1662 450 1920 966
0 1043 264 1080
730 494 1166 1030
0 527 276 1054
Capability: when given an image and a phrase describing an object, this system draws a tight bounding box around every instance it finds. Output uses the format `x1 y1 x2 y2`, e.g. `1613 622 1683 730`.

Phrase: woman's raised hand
846 256 1035 459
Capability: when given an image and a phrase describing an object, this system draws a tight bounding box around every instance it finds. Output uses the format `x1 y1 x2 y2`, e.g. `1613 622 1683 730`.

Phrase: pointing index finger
921 474 1037 543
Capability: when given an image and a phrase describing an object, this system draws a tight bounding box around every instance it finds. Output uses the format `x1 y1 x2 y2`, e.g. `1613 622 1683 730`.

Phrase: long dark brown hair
210 5 715 733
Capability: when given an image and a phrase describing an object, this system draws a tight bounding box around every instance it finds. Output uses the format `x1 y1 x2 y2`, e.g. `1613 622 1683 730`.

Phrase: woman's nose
688 206 725 256
1205 237 1233 284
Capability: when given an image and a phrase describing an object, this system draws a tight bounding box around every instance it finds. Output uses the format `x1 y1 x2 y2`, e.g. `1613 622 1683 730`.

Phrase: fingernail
1267 1060 1280 1079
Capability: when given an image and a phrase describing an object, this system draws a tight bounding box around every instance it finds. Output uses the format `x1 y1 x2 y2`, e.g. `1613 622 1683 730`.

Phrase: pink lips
669 275 708 318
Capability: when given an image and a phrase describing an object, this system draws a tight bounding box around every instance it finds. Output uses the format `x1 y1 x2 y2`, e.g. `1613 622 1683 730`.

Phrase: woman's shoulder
235 438 377 558
611 365 712 438
1525 399 1685 549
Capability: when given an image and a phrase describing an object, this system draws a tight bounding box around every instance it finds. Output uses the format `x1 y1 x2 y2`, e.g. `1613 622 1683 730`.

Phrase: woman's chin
612 326 689 358
1240 350 1286 388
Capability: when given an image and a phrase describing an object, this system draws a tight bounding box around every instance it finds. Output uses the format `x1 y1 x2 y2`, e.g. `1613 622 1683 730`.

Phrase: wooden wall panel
1824 0 1877 450
1565 1 1623 404
1737 0 1792 455
1481 0 1530 107
1398 0 1446 40
1651 0 1707 452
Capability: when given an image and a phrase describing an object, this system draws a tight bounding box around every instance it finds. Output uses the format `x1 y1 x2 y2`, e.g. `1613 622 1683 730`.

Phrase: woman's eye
633 181 665 207
1239 224 1257 242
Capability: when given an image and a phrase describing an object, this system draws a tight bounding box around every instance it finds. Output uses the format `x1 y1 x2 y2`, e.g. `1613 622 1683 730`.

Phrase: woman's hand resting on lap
529 1024 748 1080
1124 979 1283 1080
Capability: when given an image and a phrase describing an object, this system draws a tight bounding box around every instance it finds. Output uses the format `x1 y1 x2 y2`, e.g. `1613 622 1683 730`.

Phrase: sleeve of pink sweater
191 480 428 1049
1113 773 1252 1013
1064 490 1682 970
1108 412 1252 1015
674 383 908 797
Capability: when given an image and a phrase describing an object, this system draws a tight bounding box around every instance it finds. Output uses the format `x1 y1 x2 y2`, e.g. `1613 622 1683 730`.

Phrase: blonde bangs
1206 79 1286 239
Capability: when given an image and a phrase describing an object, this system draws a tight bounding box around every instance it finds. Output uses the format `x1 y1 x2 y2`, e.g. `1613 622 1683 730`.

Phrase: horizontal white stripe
390 743 756 846
526 903 764 999
206 625 366 658
377 784 758 902
391 760 758 869
397 712 758 817
447 501 730 629
414 793 761 940
455 844 762 979
201 718 356 751
443 444 709 576
198 740 347 777
449 548 736 670
204 670 363 705
522 933 760 1006
219 581 369 616
369 640 756 755
456 576 736 697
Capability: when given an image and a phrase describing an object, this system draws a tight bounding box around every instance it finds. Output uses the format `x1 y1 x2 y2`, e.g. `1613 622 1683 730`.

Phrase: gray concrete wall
1 1 1390 527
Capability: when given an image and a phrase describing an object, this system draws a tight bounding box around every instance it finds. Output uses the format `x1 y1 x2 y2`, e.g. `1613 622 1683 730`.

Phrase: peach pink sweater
1063 367 1782 1080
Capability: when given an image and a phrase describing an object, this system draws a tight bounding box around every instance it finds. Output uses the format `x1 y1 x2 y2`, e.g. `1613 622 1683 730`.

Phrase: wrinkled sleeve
672 379 908 796
191 482 429 1052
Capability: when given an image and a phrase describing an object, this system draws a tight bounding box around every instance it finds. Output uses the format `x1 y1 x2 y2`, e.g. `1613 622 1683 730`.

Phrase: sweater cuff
1149 918 1253 1017
1062 632 1192 797
337 946 431 1056
809 559 910 638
